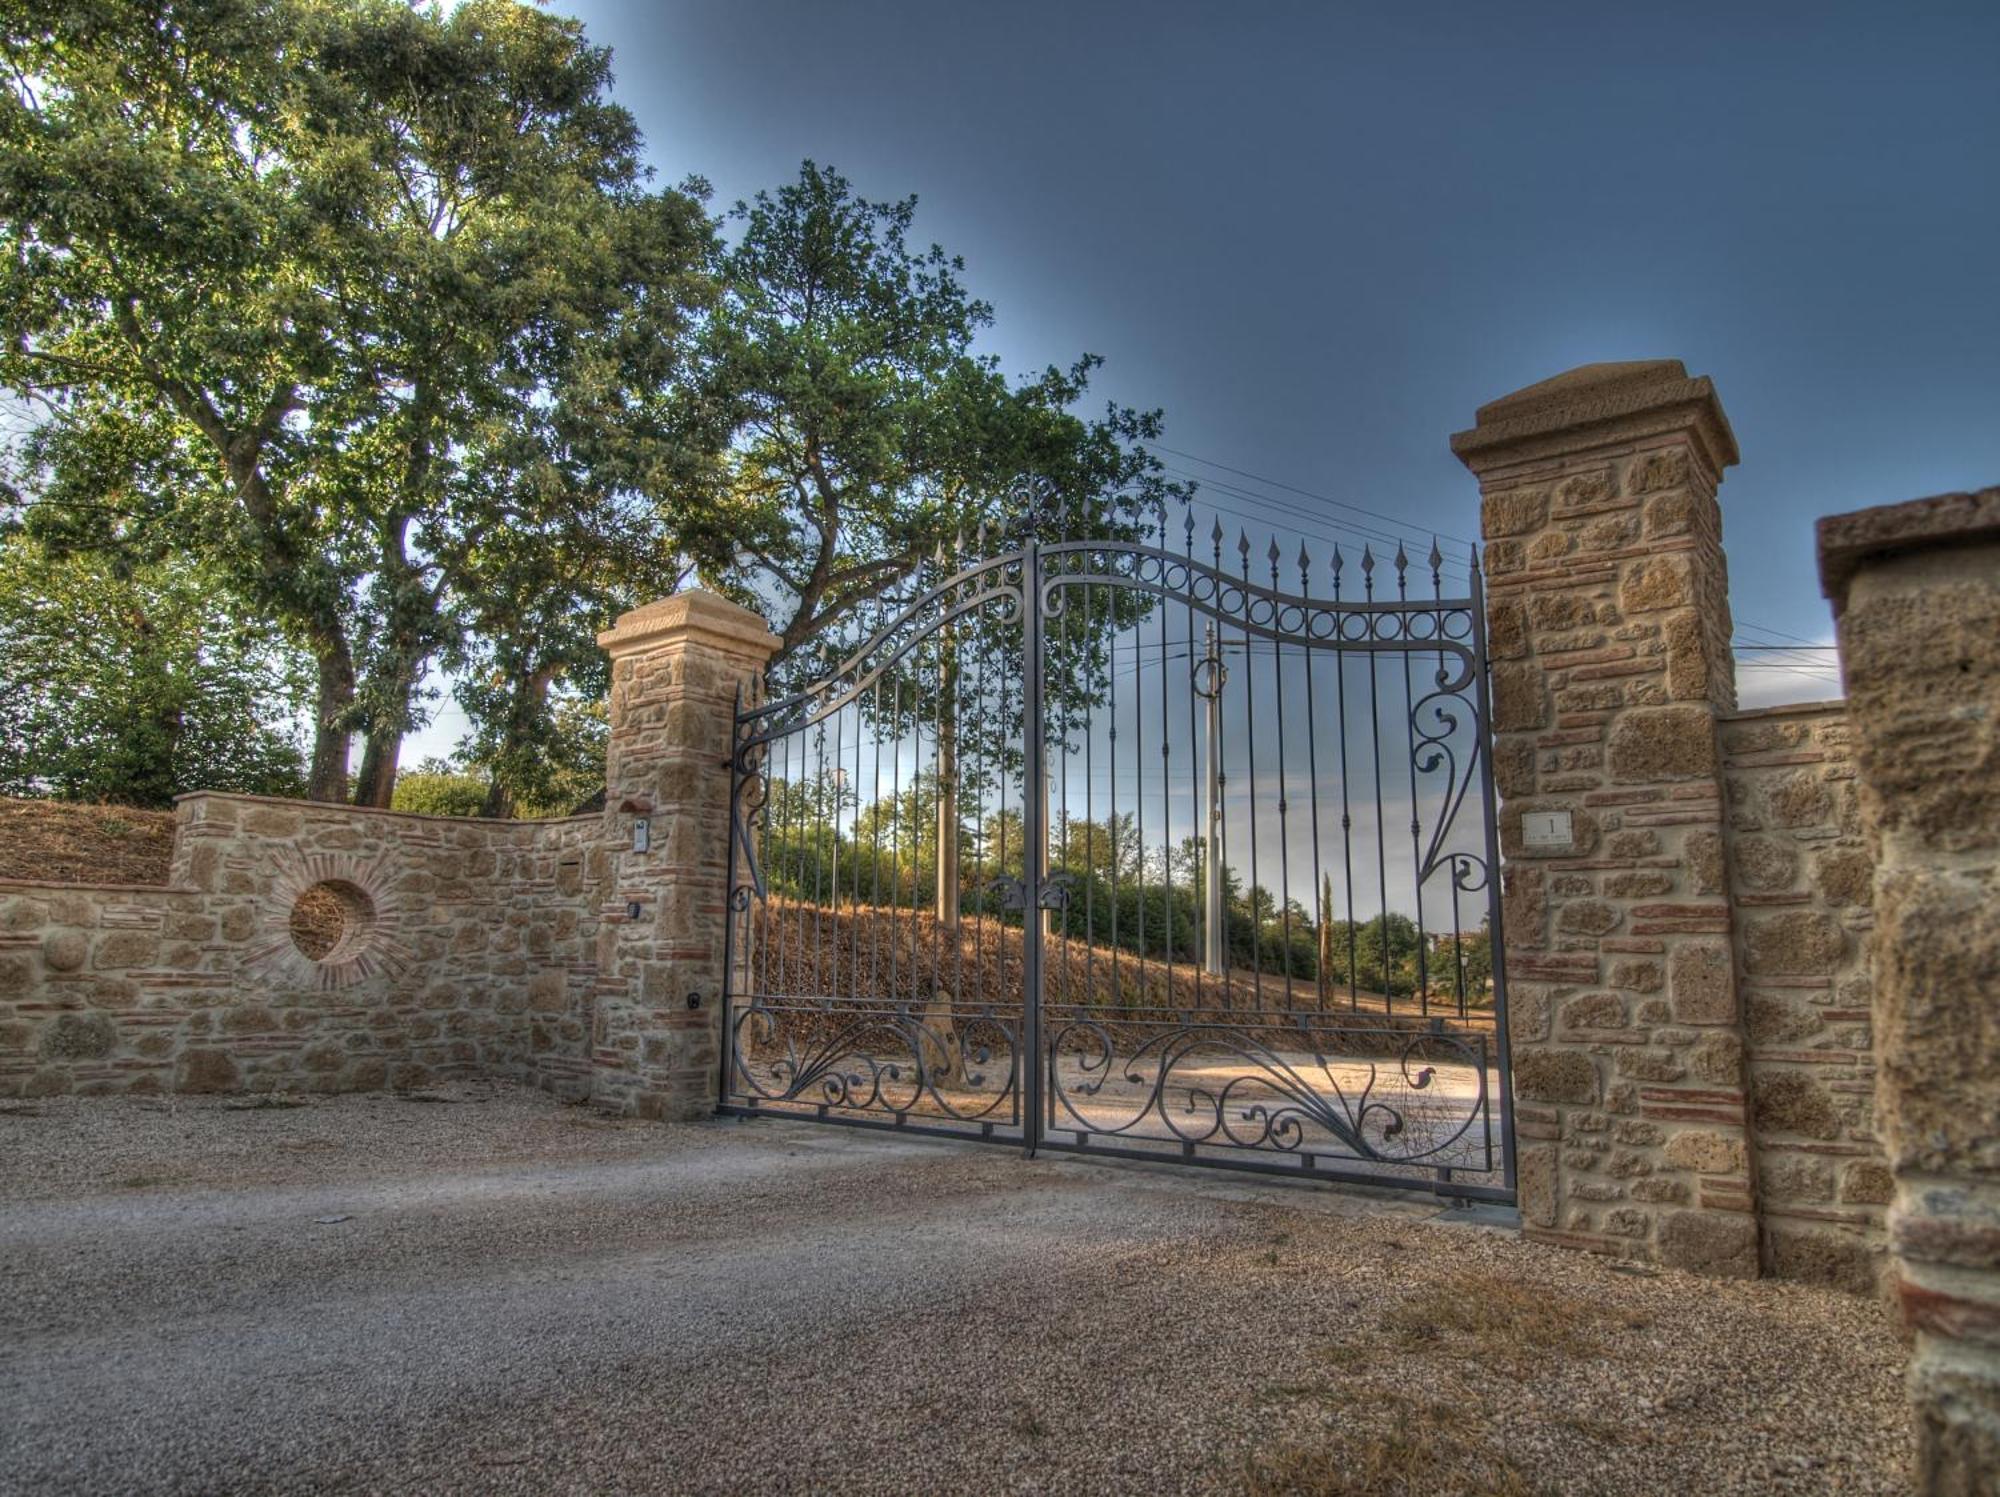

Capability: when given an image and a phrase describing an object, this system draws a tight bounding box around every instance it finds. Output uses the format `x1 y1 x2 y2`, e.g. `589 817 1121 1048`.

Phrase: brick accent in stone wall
1721 700 1888 1292
1455 361 1761 1276
0 795 609 1100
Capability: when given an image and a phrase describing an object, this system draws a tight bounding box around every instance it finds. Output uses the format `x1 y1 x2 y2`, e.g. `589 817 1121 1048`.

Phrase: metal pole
1197 624 1227 978
1020 537 1045 1156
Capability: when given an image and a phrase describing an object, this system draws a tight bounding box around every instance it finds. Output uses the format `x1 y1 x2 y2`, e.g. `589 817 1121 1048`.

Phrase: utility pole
1193 625 1228 977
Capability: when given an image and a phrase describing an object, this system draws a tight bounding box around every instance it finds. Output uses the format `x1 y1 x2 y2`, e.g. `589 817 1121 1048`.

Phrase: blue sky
417 0 2000 757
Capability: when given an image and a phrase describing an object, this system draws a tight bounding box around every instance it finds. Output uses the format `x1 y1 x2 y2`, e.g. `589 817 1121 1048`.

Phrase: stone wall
1721 701 1889 1291
1456 361 1763 1277
1820 488 2000 1490
1456 359 1898 1290
0 794 609 1101
0 591 782 1118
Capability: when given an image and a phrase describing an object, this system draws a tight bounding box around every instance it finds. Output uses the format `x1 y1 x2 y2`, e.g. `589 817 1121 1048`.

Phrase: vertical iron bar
930 629 946 1009
1182 514 1204 1009
1211 522 1231 1009
829 703 843 995
1133 575 1149 1004
869 680 884 994
1365 552 1390 1014
1270 540 1295 1011
1058 560 1073 1007
718 685 744 1108
1158 516 1175 1008
1399 551 1431 1016
1021 536 1046 1156
1469 548 1517 1192
852 685 866 1000
1107 586 1120 1006
1238 534 1264 1011
888 679 903 1003
1300 546 1327 1015
1083 581 1096 1005
815 717 830 998
1333 550 1358 1009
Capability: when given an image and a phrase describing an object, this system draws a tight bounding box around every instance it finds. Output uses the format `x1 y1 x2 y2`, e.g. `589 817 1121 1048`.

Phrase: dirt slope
0 797 176 885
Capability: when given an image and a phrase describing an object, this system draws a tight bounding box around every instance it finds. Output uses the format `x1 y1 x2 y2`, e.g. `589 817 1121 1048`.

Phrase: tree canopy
0 531 310 805
0 0 714 804
685 162 1181 675
0 5 1189 824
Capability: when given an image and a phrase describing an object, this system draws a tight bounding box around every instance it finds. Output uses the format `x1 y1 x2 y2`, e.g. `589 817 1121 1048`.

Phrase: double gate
719 512 1516 1202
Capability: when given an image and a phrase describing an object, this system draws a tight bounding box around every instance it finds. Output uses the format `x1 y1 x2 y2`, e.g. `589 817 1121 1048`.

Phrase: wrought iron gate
719 512 1515 1203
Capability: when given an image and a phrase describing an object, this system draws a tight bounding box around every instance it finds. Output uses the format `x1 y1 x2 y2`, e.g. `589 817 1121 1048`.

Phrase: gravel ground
0 1084 1911 1495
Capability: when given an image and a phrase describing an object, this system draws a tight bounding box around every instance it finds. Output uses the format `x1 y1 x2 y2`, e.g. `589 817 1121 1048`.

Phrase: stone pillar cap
1451 359 1740 474
1818 486 2000 613
597 589 782 661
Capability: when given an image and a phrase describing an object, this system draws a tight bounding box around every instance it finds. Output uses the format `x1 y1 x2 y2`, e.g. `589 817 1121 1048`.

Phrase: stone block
177 1049 240 1095
1690 1032 1743 1086
39 1012 116 1060
1620 554 1694 614
1731 835 1798 892
1481 487 1548 537
1486 599 1528 659
1491 661 1548 732
1760 1153 1835 1203
1518 1145 1558 1228
1751 1070 1841 1141
1812 846 1874 907
1608 958 1662 993
1605 870 1675 899
1514 1049 1597 1104
1765 770 1834 829
1627 449 1690 494
1560 992 1625 1030
1551 470 1616 513
1657 1209 1758 1277
1663 1130 1744 1174
1669 943 1735 1024
1743 911 1845 976
1607 705 1716 782
1556 899 1620 936
1841 1159 1895 1206
1767 1224 1882 1295
1746 995 1821 1046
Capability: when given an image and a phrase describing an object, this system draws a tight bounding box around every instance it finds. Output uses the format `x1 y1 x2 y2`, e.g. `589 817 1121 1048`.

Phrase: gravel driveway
0 1084 1910 1495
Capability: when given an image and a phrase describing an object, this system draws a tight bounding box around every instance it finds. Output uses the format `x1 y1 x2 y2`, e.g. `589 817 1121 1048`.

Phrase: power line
1147 441 1478 549
1167 476 1476 584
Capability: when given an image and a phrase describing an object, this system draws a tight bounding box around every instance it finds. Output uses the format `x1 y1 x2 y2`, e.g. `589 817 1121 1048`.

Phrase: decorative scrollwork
1038 538 1480 687
729 997 1021 1126
1409 684 1486 888
1048 1016 1491 1168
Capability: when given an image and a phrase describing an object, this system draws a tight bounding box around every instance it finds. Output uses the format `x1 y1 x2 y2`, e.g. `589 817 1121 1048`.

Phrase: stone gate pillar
1453 362 1759 1275
592 592 780 1119
1819 488 2000 1493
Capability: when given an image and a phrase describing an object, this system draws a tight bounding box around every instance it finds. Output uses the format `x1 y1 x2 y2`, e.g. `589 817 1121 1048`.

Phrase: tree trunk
934 710 959 928
480 778 515 819
353 726 402 809
306 650 355 803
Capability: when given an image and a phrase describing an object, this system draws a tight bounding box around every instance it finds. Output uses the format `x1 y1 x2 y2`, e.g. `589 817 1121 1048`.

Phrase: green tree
0 534 309 806
0 0 714 804
685 162 1181 669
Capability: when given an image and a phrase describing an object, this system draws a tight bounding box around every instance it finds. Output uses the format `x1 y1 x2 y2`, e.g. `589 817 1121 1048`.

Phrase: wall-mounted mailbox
632 816 651 853
1522 809 1574 850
